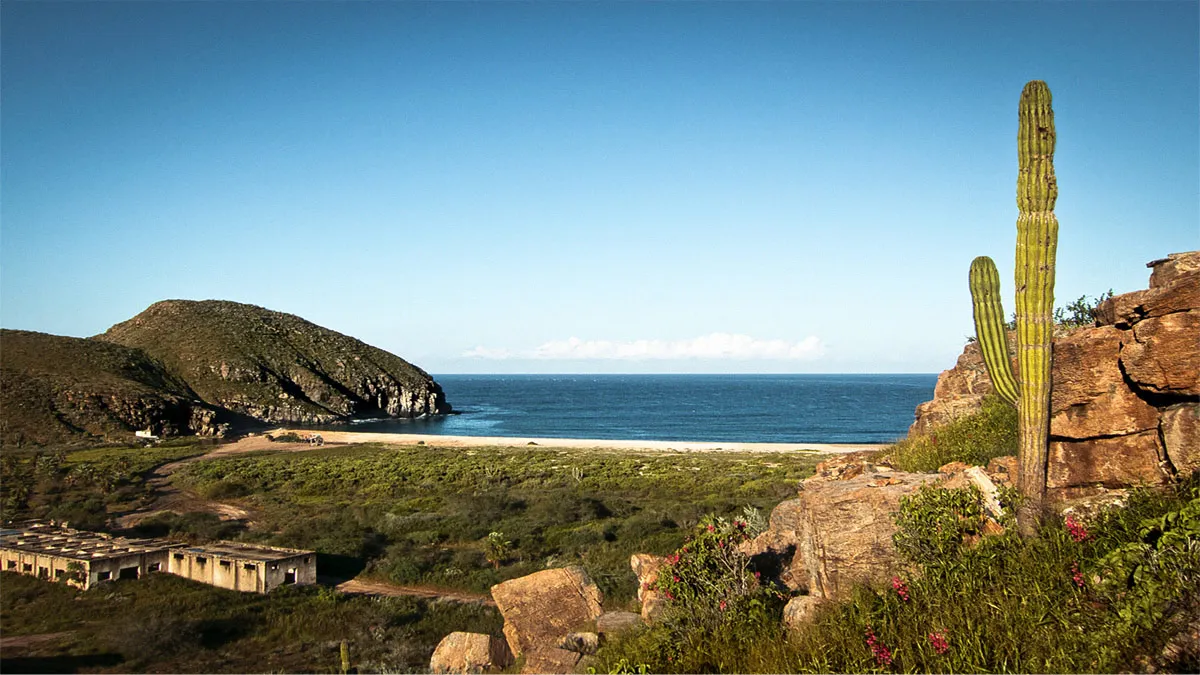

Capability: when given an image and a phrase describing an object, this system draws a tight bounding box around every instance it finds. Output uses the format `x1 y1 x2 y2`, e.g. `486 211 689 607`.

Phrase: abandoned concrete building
0 523 316 593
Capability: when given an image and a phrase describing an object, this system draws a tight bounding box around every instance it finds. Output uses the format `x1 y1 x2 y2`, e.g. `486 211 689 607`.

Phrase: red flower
1064 516 1090 543
864 627 893 666
707 524 716 532
891 576 910 602
718 600 727 610
928 629 950 655
1070 561 1086 589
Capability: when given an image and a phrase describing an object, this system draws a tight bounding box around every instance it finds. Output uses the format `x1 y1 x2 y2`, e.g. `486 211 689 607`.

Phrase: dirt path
0 631 75 650
113 436 321 528
335 577 496 606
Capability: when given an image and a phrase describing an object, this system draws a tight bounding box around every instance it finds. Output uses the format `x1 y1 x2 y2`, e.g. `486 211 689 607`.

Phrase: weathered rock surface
1049 326 1159 439
557 632 600 655
519 647 581 674
630 553 667 622
747 470 941 600
1048 431 1167 489
1148 251 1200 289
490 566 604 659
1121 311 1200 397
910 341 997 435
97 299 449 426
1161 403 1200 474
595 611 641 636
782 595 824 630
430 632 513 674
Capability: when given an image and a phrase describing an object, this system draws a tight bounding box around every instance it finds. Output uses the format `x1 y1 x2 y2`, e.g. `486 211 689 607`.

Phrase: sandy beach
255 429 886 454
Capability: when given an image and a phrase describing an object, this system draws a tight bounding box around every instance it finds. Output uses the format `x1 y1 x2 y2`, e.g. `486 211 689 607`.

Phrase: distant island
0 300 450 447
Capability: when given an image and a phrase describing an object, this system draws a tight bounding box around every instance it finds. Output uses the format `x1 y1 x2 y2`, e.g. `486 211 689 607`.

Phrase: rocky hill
0 329 229 447
96 300 449 425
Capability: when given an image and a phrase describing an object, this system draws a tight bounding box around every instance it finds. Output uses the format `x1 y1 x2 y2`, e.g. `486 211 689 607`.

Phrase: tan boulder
491 566 604 659
1148 251 1200 289
1094 269 1199 328
1121 311 1200 397
1161 403 1200 475
740 497 808 592
782 595 824 630
1047 431 1167 489
910 341 1000 434
784 471 941 600
985 455 1017 485
1049 326 1159 439
630 553 667 622
430 632 513 674
519 647 581 674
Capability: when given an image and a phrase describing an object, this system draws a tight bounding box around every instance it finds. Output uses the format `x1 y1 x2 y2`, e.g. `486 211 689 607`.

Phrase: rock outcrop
97 299 450 426
429 632 513 674
630 553 666 622
911 251 1199 496
490 566 604 671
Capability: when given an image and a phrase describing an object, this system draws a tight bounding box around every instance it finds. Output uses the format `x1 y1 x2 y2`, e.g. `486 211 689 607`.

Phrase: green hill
0 329 224 447
95 300 449 425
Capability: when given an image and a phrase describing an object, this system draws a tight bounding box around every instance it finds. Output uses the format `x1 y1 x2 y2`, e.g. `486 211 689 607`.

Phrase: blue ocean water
349 374 937 444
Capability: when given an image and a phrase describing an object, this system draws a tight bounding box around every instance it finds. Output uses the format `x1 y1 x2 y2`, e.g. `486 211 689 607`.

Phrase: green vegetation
1 442 208 529
0 329 198 447
0 571 500 673
174 444 820 602
1054 290 1115 330
595 476 1200 674
881 394 1018 473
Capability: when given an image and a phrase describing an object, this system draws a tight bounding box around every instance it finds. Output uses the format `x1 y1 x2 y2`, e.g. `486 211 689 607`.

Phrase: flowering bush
1065 515 1090 543
890 576 910 602
864 626 894 666
927 629 950 655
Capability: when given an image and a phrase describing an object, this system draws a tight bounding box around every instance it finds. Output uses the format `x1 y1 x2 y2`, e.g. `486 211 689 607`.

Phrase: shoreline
261 429 888 454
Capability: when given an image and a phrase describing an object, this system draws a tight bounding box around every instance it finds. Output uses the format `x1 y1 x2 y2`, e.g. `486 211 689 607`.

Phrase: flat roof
174 541 312 563
0 525 181 562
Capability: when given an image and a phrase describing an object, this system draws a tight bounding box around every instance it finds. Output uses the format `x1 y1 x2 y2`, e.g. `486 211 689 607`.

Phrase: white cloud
462 333 824 361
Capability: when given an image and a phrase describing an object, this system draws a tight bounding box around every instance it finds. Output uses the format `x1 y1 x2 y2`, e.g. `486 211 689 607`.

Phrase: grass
174 443 823 603
592 474 1200 674
0 571 501 673
881 394 1017 472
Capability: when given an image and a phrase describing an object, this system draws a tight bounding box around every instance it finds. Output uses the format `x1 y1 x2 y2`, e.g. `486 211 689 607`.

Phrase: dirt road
335 577 495 606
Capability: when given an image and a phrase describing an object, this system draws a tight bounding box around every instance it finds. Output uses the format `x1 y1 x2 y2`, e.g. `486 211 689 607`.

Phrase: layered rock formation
912 251 1199 497
0 329 233 446
96 299 449 425
490 566 604 672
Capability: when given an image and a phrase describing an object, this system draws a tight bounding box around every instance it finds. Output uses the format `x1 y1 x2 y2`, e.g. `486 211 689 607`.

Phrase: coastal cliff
0 300 450 446
96 300 450 425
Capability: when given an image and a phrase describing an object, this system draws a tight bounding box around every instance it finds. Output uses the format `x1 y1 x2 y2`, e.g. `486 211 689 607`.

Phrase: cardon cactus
968 80 1058 534
968 256 1018 406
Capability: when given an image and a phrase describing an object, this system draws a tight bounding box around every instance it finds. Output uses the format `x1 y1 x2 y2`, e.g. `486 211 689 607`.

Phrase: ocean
348 374 937 444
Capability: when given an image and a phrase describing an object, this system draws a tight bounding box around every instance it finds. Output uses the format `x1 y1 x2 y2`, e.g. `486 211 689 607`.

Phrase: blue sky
2 1 1196 374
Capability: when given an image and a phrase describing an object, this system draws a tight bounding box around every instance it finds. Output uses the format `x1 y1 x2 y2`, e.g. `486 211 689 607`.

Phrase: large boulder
430 632 513 674
595 611 641 637
630 554 666 622
1049 326 1159 439
519 647 581 674
490 566 604 660
910 341 999 435
1148 251 1200 289
749 470 941 600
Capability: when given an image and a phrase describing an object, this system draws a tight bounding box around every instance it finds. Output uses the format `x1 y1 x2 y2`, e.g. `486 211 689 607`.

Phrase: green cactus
968 81 1058 534
1013 80 1057 533
969 256 1019 407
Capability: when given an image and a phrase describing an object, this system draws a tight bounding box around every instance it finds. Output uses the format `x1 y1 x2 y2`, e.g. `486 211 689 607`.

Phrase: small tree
483 531 511 570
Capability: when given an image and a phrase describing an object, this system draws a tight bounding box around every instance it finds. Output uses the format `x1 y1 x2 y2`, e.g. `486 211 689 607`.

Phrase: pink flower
928 629 950 655
1065 516 1089 543
753 570 761 579
707 524 715 532
718 600 727 610
891 576 910 602
664 590 675 601
1071 561 1086 589
864 627 893 666
673 575 680 583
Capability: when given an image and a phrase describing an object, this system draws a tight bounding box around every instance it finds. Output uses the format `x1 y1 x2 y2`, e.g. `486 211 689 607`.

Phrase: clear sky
2 1 1196 375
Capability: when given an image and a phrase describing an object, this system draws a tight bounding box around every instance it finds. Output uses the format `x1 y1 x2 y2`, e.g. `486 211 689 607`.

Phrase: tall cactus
1014 80 1057 533
968 256 1018 406
968 81 1058 535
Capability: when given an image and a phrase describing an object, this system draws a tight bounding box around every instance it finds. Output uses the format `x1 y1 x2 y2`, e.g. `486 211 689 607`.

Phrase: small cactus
340 640 350 675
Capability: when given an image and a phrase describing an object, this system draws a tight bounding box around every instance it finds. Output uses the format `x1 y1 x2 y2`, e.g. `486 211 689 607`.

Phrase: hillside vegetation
0 330 210 447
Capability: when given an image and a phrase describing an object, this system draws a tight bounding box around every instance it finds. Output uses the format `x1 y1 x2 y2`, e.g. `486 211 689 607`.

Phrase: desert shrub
892 484 986 570
884 394 1017 472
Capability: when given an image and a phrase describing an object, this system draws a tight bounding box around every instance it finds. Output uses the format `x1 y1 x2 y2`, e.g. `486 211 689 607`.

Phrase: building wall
86 551 171 589
261 553 317 591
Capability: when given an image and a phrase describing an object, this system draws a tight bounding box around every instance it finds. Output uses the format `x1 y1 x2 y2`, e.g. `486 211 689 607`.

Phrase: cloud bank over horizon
462 333 825 361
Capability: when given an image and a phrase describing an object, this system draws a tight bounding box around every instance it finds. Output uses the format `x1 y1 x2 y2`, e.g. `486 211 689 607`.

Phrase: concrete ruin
0 523 315 593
